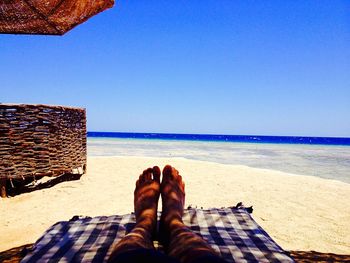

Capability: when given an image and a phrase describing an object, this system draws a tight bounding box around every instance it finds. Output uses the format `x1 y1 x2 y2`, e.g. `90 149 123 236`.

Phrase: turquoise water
88 137 350 184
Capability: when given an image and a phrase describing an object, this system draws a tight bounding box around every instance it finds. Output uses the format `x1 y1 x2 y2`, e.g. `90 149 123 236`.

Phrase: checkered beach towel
21 206 294 263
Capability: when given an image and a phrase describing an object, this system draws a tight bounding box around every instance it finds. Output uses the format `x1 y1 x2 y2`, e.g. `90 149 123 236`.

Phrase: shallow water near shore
88 138 350 184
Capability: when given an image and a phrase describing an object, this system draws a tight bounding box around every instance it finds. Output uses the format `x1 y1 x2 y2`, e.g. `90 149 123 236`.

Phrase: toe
163 165 173 180
145 168 153 181
153 166 161 183
139 174 144 183
172 167 179 177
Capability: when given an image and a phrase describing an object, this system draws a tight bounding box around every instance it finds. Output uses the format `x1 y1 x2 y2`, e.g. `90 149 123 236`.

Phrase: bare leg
160 165 224 263
108 166 161 262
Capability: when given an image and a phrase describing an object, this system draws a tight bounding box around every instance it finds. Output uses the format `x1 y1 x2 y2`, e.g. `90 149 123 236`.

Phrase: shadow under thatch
288 250 350 262
0 244 33 263
6 173 83 197
1 244 350 263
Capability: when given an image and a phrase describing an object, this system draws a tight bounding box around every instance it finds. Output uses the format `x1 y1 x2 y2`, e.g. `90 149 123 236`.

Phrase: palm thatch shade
0 0 114 35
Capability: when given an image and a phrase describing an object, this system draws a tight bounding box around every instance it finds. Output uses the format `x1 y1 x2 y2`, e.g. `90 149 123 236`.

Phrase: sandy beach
1 156 350 254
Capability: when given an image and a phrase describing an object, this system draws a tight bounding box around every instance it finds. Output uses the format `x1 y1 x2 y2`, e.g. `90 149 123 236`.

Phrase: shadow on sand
0 244 33 263
6 173 82 197
288 250 350 262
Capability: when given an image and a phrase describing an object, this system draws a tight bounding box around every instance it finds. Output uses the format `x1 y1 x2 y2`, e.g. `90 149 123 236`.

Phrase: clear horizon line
87 131 350 140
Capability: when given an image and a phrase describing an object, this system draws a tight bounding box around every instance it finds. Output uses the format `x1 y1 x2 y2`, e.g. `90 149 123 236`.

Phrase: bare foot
134 166 161 232
108 166 161 261
160 165 186 236
159 166 222 263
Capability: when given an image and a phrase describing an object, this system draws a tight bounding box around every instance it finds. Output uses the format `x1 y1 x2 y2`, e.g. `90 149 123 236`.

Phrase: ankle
168 218 184 228
161 216 185 232
135 217 156 233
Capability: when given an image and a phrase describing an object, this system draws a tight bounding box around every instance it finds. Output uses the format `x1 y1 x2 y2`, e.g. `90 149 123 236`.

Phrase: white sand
1 156 350 254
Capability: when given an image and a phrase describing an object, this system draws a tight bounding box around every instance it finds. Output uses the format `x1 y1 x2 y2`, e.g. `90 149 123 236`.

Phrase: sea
87 132 350 184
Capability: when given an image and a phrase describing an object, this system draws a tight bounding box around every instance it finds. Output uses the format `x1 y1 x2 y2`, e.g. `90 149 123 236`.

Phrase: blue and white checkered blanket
21 206 294 262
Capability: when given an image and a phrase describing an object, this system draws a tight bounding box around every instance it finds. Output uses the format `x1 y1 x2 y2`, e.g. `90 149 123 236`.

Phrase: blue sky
1 1 349 137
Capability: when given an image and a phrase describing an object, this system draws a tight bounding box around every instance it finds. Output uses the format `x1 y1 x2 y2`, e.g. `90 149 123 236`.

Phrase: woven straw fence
0 104 86 192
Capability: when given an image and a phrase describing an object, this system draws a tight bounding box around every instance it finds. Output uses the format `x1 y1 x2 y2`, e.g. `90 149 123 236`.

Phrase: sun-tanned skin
108 166 161 260
160 165 220 263
109 165 222 263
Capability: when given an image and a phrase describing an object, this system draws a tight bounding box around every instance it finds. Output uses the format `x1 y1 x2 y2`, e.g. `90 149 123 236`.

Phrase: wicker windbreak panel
0 104 86 184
